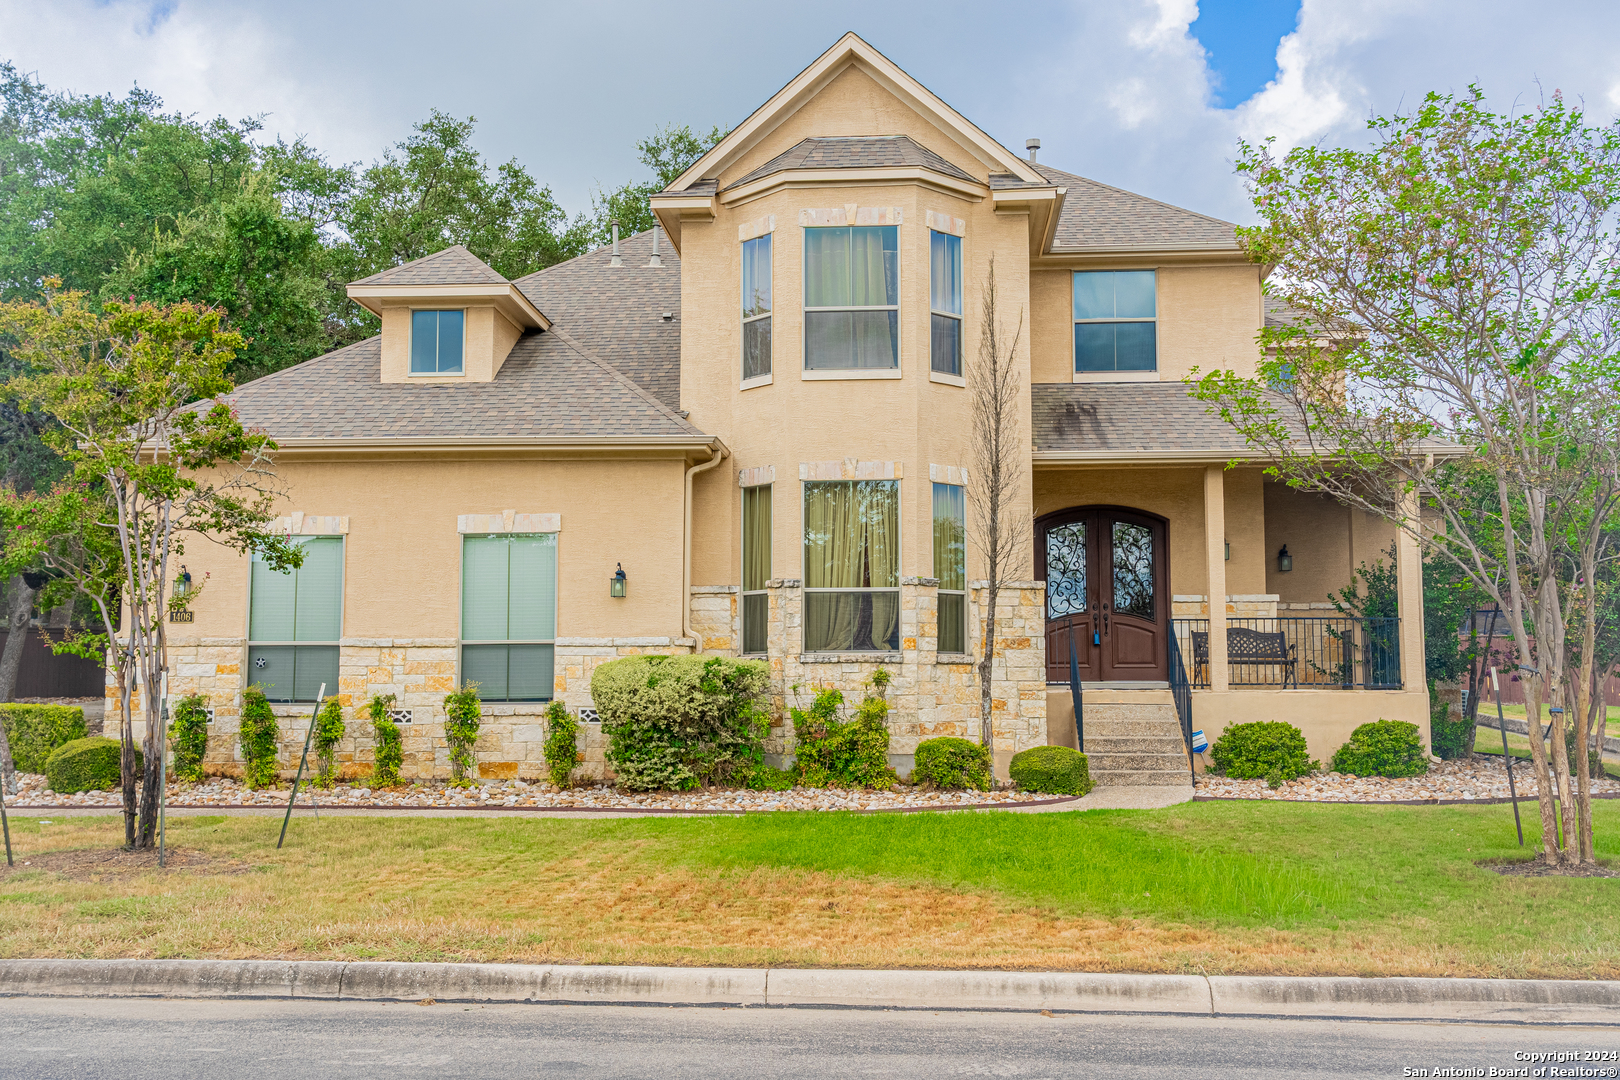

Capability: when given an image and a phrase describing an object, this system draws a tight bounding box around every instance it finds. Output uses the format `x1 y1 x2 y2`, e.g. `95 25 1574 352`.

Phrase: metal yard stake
158 671 169 868
1 775 13 866
1068 614 1083 753
277 683 327 849
1491 667 1524 847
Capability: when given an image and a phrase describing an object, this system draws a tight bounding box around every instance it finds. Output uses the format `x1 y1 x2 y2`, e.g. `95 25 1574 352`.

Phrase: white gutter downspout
683 439 728 654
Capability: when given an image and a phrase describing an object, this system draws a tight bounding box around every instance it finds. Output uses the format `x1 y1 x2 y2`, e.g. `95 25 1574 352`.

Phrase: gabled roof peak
351 244 509 287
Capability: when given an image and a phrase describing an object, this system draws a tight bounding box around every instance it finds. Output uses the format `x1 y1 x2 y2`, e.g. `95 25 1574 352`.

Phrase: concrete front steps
1044 685 1193 788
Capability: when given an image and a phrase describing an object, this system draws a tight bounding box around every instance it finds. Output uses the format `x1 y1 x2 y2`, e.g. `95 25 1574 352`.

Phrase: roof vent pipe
1025 138 1040 163
648 224 663 268
610 220 622 267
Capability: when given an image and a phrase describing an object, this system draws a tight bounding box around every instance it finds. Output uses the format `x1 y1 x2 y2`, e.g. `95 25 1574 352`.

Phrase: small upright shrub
238 686 281 789
312 696 346 788
1428 695 1474 761
45 737 141 794
912 736 991 791
368 693 403 787
593 655 770 791
791 686 897 790
1331 718 1428 778
1210 720 1316 783
1009 745 1093 796
544 700 582 789
170 694 210 782
0 704 88 774
443 685 483 785
744 763 796 791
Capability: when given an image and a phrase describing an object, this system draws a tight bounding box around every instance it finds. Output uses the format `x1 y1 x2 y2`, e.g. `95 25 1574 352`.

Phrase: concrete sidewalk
2 959 1614 1026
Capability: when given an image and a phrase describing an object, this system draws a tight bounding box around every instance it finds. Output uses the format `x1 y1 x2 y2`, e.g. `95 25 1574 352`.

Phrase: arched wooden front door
1035 507 1169 683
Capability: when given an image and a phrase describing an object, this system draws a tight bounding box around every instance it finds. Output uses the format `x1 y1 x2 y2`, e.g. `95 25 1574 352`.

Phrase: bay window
930 230 962 376
803 480 899 652
932 483 965 653
742 484 771 654
742 235 772 381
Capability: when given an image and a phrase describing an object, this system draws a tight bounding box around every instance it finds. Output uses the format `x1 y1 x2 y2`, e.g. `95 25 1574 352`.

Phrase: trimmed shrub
170 695 210 782
368 693 402 787
791 686 897 790
593 655 770 791
45 737 141 794
744 763 796 791
1009 745 1093 796
0 704 87 774
544 700 582 789
312 696 345 788
1331 718 1429 778
1210 721 1316 782
912 736 991 791
443 686 482 785
238 687 281 789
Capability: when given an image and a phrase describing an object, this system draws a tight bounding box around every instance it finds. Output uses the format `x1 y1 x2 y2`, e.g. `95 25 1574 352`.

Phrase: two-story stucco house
157 33 1430 785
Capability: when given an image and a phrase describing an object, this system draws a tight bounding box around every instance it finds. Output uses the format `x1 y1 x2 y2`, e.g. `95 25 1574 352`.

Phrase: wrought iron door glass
1046 521 1087 617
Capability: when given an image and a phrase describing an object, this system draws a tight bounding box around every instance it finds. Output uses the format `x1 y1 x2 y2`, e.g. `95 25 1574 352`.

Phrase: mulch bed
1483 858 1620 878
0 845 256 882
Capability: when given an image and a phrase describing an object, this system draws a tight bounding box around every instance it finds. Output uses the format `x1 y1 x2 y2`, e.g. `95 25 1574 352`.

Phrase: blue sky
2 0 1617 225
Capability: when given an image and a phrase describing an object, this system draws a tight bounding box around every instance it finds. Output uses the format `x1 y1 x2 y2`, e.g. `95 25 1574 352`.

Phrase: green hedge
1008 745 1093 796
1 703 88 774
544 700 581 789
170 695 210 782
45 736 141 794
592 655 769 791
1210 721 1317 785
1331 719 1429 778
912 737 991 791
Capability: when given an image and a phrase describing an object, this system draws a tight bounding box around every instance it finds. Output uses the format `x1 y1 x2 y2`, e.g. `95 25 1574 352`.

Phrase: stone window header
457 511 561 534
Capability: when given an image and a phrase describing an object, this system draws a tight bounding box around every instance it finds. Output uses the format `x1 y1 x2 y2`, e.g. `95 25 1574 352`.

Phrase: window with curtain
930 231 962 376
742 235 773 381
1073 270 1156 373
932 483 965 653
461 533 557 701
742 485 771 654
804 226 899 370
802 480 899 652
411 309 465 374
248 536 342 703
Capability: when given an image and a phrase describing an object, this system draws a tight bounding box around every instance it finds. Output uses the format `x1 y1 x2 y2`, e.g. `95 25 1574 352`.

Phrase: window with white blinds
248 536 342 703
461 533 557 701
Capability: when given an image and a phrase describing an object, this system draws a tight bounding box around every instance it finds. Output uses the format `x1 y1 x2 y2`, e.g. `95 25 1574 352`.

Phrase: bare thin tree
968 256 1030 757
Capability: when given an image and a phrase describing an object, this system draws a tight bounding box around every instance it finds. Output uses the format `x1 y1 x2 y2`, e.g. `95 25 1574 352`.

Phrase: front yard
1 800 1617 978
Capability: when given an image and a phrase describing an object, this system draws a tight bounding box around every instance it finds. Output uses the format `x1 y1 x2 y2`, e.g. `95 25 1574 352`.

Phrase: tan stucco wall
682 175 1031 590
1027 263 1263 385
1192 689 1432 763
378 304 522 384
716 64 992 190
1263 480 1398 605
175 454 690 644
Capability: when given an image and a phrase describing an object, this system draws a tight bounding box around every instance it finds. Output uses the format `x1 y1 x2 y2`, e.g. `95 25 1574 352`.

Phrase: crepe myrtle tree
1190 88 1620 870
0 285 303 849
968 255 1031 758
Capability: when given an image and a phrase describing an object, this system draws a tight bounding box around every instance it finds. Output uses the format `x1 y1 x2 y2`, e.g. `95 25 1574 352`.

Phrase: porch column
1396 490 1425 694
1203 464 1229 691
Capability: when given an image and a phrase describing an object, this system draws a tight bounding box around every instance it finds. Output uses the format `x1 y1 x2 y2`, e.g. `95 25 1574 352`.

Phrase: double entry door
1037 507 1168 684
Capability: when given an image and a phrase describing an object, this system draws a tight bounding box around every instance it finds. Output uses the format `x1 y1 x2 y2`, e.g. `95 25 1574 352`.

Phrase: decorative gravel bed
3 772 1060 813
1196 755 1620 803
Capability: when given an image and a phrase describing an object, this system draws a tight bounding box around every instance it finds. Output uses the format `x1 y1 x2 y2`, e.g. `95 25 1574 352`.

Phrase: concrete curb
3 960 1618 1025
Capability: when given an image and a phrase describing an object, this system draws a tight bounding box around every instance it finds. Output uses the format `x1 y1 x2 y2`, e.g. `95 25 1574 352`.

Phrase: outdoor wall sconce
610 563 627 598
1278 545 1293 572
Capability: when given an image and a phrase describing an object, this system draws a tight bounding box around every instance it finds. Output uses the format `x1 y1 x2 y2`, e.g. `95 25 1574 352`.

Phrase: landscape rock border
1 960 1617 1026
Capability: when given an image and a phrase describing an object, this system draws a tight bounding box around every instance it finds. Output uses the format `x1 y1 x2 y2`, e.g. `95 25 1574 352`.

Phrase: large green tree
1192 88 1620 870
582 123 727 247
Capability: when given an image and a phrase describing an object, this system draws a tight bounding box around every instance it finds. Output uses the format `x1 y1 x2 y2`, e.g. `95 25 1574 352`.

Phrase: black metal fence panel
0 630 107 699
1171 617 1402 690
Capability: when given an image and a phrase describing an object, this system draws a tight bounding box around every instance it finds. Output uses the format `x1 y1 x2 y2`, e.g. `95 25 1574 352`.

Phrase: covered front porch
1032 460 1430 772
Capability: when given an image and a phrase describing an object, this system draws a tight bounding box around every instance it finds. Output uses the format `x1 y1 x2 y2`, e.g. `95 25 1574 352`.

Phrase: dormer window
804 226 899 370
411 310 465 375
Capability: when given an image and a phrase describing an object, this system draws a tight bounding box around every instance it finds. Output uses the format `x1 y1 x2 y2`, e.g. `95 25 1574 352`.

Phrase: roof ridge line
543 323 702 436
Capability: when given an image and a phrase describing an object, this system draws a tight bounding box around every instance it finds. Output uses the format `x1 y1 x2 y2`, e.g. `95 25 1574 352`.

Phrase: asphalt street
2 997 1616 1079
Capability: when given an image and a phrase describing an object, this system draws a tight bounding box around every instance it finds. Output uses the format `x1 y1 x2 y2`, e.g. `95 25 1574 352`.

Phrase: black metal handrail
1167 628 1194 778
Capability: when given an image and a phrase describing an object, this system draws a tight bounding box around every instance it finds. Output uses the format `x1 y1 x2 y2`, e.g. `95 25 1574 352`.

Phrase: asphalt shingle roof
724 136 976 191
1032 382 1264 456
225 332 699 441
351 245 510 286
514 229 681 408
1033 163 1239 252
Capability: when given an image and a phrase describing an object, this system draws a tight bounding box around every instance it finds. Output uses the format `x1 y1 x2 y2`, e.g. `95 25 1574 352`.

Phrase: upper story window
930 231 962 377
1073 271 1156 374
249 536 343 703
741 235 773 382
804 226 898 370
411 309 465 375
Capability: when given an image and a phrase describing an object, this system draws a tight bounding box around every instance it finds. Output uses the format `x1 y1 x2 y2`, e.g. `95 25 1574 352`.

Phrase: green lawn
1473 728 1620 779
1 800 1617 977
